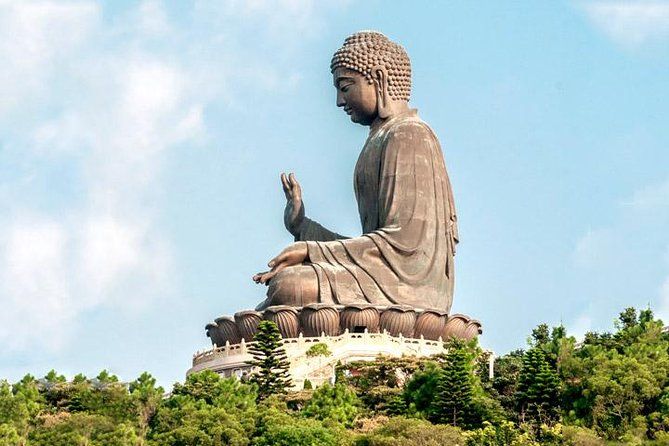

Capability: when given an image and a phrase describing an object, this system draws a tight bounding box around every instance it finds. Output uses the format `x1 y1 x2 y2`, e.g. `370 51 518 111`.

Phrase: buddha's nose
336 91 345 107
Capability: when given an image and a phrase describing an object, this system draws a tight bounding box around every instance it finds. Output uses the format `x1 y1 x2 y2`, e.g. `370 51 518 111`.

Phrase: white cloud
0 217 74 350
580 1 669 48
0 0 99 116
135 0 171 37
0 1 201 352
0 0 347 355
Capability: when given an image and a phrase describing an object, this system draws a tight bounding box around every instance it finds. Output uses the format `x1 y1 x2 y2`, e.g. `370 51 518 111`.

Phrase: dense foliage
0 306 667 445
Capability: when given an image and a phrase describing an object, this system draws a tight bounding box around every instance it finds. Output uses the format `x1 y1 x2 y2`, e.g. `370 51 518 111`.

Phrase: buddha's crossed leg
255 265 320 311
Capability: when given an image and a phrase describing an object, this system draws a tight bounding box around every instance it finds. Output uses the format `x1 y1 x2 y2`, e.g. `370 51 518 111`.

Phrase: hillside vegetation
1 307 668 445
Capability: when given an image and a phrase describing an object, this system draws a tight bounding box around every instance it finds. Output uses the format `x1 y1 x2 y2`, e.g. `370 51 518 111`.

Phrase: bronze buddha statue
253 31 458 314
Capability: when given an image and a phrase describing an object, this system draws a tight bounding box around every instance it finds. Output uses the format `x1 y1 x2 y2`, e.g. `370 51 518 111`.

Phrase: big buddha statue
253 31 459 314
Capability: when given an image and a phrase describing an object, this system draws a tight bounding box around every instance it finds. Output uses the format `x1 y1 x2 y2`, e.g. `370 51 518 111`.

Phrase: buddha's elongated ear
372 66 392 119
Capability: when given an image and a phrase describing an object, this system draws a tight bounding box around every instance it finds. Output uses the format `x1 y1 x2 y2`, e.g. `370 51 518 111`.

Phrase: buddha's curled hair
330 31 412 101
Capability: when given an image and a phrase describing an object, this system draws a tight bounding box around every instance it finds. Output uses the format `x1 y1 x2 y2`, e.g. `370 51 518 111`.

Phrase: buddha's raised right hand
282 172 305 237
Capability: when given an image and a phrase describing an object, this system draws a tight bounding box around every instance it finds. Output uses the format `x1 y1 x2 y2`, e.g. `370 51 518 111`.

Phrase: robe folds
295 109 458 312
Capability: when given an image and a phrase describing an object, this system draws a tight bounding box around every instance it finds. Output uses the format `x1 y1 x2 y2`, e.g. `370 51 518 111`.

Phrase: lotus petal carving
300 304 340 337
414 309 448 340
462 319 482 340
235 310 262 341
442 314 470 340
379 305 416 337
340 304 380 333
214 316 242 345
263 306 300 338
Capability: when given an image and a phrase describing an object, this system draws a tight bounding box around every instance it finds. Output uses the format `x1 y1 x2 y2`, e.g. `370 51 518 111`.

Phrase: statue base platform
189 304 482 389
189 329 451 389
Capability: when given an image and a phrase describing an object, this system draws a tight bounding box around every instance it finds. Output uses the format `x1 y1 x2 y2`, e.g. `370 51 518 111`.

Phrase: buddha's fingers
268 252 288 268
289 173 302 200
281 173 292 199
259 263 287 284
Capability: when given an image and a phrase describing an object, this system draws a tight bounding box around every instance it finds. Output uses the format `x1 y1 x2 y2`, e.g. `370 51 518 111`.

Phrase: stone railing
192 328 447 368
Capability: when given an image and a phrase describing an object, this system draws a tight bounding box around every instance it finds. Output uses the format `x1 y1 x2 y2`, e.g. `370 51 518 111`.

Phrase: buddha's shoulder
383 114 437 141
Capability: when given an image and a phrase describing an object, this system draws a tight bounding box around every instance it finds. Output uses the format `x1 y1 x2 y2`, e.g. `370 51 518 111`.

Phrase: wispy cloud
579 1 669 48
0 0 196 350
572 177 669 326
625 178 669 214
0 0 346 354
573 228 616 269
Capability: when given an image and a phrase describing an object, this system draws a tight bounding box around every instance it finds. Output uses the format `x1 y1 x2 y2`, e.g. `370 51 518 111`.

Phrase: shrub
306 343 332 358
354 416 465 446
303 383 360 427
561 425 605 446
465 420 538 446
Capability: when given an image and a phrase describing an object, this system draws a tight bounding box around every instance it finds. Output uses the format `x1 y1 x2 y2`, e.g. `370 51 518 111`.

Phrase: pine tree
431 342 475 427
516 347 560 427
246 321 293 400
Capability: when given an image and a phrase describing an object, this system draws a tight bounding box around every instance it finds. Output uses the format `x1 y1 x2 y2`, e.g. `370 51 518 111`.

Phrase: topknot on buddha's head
330 31 412 101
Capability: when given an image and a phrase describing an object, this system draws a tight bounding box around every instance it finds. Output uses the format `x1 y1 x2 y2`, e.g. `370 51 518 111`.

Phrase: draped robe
292 109 458 312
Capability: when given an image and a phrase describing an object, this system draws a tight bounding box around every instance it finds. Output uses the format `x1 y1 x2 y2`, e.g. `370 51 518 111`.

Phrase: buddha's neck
369 101 411 133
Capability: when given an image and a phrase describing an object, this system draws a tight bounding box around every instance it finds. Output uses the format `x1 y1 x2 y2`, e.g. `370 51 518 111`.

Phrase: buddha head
331 31 412 126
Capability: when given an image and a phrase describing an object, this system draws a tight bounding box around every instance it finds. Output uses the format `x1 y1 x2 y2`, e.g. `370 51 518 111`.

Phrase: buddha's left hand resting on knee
252 242 308 285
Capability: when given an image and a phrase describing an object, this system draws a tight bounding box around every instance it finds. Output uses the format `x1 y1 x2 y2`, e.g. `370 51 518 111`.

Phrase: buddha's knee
266 266 319 307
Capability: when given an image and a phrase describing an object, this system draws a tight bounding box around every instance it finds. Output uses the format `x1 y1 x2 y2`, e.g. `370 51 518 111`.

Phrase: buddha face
333 67 378 126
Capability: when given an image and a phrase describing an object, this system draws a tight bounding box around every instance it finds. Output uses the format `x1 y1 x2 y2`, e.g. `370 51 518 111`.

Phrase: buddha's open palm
282 172 305 236
253 242 308 285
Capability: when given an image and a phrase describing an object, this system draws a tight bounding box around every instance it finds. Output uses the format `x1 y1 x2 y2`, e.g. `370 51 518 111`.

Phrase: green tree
516 348 561 428
29 413 138 446
254 397 348 446
0 374 43 444
431 341 475 427
79 370 134 424
531 324 550 347
150 372 257 446
247 321 293 400
42 370 66 387
0 380 29 446
0 424 21 446
489 350 524 418
561 307 669 440
340 357 423 412
129 372 163 444
170 371 257 415
302 382 360 427
150 403 253 446
587 352 661 438
403 360 442 417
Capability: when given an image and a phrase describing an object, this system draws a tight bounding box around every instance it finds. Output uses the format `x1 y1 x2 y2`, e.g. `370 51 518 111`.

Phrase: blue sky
1 0 668 387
